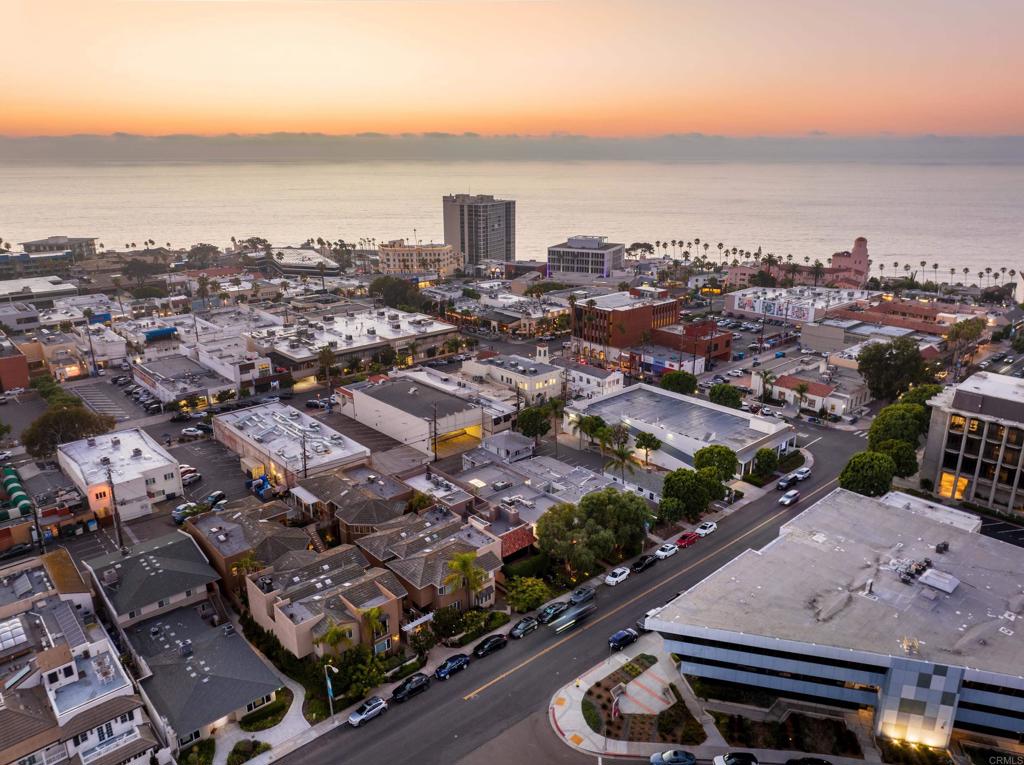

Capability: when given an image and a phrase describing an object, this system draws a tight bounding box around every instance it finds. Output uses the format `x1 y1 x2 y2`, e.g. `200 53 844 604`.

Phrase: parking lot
980 517 1024 548
72 380 152 421
166 438 253 504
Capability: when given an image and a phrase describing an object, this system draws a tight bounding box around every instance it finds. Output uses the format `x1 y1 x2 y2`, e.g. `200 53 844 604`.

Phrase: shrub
919 477 934 492
226 740 271 765
180 739 215 765
502 550 551 580
582 699 603 734
238 688 292 732
505 576 552 612
777 450 806 472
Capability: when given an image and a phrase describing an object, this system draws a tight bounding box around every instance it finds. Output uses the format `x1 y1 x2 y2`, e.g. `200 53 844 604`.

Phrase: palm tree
81 308 98 375
760 370 776 403
319 346 337 387
545 397 566 458
794 382 809 418
317 261 327 291
314 618 354 653
605 442 636 482
196 275 211 311
361 606 386 645
811 260 826 287
634 431 661 466
670 239 677 258
931 263 939 286
111 276 125 318
717 242 724 265
444 552 487 610
231 552 264 577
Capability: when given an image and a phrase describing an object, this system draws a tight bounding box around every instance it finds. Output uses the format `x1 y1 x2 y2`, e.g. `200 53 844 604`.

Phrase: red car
676 532 699 548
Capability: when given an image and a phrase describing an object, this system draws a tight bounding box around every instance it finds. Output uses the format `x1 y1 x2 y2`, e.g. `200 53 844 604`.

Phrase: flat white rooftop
215 403 370 471
59 428 178 485
0 276 77 299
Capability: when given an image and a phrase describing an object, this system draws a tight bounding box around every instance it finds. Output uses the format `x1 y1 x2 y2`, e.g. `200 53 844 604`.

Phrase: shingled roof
387 539 501 590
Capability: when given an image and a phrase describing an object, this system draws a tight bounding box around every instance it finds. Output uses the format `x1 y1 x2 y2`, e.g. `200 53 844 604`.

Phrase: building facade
921 372 1024 513
571 288 680 363
547 236 624 278
442 194 516 267
377 239 464 277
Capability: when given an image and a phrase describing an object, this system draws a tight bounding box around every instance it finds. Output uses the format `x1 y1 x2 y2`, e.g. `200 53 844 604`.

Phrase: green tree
753 447 779 478
605 442 636 481
544 397 566 457
577 488 649 558
22 405 116 458
535 502 615 580
505 577 552 613
793 382 810 415
369 276 424 310
868 403 926 451
660 370 697 395
660 469 711 524
693 445 738 482
634 432 662 466
857 337 931 400
516 406 551 445
874 439 919 478
331 645 385 701
443 552 487 610
708 383 743 409
313 619 353 652
838 452 897 497
318 346 337 386
898 383 943 408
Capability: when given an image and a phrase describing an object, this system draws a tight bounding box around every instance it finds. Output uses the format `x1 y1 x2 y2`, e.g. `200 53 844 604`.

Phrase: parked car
204 490 226 505
144 403 162 414
714 754 759 765
675 532 699 548
347 696 387 727
193 423 212 434
608 628 639 651
170 412 191 422
651 751 697 765
434 654 471 680
536 601 570 625
305 399 327 409
0 543 34 561
793 466 812 481
509 616 539 639
654 542 678 559
171 502 198 524
779 489 801 506
180 427 203 437
776 473 799 490
695 521 718 537
604 567 630 587
727 369 743 378
785 759 831 765
261 396 280 404
182 472 202 486
569 586 596 605
631 554 658 573
468 634 505 659
390 673 430 703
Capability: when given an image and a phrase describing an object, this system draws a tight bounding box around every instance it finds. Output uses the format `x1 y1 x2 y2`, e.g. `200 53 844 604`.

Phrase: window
18 755 40 765
178 731 201 747
185 589 193 597
47 671 59 684
63 666 74 678
164 472 174 480
437 583 448 596
157 599 169 608
145 477 155 486
245 694 273 713
939 471 969 500
97 722 114 742
128 610 137 619
95 490 108 500
119 711 134 723
373 637 391 655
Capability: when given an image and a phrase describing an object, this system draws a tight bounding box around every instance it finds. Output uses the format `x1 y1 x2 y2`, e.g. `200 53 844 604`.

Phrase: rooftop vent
132 448 142 458
111 437 121 448
100 456 111 465
179 640 193 657
87 438 97 447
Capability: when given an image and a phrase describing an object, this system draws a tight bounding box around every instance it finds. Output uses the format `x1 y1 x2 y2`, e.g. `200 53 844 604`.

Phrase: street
275 431 859 765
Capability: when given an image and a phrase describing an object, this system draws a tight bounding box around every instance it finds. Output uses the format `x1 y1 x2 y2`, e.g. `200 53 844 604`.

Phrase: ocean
2 161 1022 279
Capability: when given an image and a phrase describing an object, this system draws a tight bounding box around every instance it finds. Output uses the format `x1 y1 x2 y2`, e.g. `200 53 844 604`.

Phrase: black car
390 672 430 703
785 759 831 765
0 542 34 561
170 412 190 422
569 586 596 606
650 751 697 765
195 423 213 434
434 653 470 680
472 634 508 658
536 601 570 625
716 753 760 765
776 473 798 490
631 554 658 574
608 628 639 651
508 616 539 639
305 399 326 409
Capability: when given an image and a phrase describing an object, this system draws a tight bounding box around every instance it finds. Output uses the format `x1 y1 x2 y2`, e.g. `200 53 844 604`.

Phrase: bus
548 602 598 635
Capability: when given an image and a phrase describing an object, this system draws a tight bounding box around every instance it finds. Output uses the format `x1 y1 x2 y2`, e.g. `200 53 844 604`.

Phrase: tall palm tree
81 308 98 375
444 552 486 610
794 382 809 418
931 263 939 286
196 275 211 311
319 346 337 387
314 618 353 653
1000 266 1008 285
670 239 677 257
111 276 125 318
317 261 327 291
985 266 992 287
605 442 636 482
361 606 386 645
545 397 566 458
717 242 724 265
760 370 776 403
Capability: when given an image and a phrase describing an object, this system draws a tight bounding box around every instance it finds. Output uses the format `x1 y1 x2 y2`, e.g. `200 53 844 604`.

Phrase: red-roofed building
770 373 869 416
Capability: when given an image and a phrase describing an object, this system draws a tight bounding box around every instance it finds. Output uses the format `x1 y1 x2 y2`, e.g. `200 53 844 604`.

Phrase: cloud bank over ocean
2 133 1023 164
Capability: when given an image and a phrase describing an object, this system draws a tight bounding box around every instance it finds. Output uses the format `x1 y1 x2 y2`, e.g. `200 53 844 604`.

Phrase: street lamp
324 663 339 720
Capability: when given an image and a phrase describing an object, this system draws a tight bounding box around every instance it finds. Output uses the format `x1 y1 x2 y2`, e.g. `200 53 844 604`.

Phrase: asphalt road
276 430 862 765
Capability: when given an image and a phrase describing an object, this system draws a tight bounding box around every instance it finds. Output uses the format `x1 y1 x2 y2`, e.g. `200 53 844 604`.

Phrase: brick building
651 319 733 362
571 287 679 363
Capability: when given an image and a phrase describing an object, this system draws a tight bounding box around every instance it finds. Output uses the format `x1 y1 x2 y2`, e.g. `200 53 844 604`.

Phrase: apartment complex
0 250 74 279
921 372 1024 512
57 429 184 522
442 194 516 267
546 236 625 278
19 236 98 261
650 488 1024 748
377 239 464 277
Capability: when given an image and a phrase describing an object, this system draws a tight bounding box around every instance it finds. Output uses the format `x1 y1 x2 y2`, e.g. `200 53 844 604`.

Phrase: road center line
463 478 838 700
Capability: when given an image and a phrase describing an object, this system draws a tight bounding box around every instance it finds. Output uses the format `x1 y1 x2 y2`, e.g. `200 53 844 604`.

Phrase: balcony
80 729 141 764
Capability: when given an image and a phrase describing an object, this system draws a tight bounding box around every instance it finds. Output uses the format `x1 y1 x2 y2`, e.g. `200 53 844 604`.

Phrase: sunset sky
3 0 1023 138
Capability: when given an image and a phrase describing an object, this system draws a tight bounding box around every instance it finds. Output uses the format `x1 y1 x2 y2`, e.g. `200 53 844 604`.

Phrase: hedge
582 699 603 734
454 611 511 646
179 739 215 765
226 740 271 765
238 688 292 732
502 551 551 580
777 450 806 472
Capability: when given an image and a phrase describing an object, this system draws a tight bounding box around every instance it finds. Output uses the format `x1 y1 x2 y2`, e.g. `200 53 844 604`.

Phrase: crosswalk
852 430 868 439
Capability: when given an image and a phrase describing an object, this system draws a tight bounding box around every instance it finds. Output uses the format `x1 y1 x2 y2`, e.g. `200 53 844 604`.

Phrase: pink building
724 238 870 290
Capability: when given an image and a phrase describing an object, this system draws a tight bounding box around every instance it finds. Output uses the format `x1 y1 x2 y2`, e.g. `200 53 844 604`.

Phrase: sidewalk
549 635 873 764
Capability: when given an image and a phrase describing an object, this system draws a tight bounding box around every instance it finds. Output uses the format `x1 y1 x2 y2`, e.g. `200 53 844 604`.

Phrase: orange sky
3 0 1023 137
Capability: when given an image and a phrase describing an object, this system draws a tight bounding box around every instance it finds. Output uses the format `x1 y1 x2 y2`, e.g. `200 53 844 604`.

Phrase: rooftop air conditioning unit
87 438 97 447
179 640 193 657
111 437 121 448
132 448 142 458
100 456 111 465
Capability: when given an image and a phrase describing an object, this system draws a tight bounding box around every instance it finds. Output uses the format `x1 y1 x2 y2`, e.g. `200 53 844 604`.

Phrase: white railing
80 729 141 764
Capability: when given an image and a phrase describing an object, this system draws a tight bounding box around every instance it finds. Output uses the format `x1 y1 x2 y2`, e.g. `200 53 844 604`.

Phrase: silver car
348 696 387 727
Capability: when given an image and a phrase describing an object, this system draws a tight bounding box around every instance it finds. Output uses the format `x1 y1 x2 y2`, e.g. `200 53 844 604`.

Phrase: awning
289 486 318 505
401 611 434 633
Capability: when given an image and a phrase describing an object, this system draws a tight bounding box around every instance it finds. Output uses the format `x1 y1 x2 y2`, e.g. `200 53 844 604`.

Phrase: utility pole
300 431 309 478
105 465 125 550
431 403 438 463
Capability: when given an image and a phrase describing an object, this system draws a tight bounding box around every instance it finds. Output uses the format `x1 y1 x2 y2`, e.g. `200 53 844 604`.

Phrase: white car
654 543 678 560
0 450 13 462
180 427 204 437
5 387 24 395
793 467 812 481
727 369 743 378
604 567 630 586
182 472 202 485
779 489 801 506
695 521 718 537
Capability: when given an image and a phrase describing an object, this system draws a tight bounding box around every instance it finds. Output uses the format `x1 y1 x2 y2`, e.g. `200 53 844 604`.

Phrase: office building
461 352 562 405
377 239 464 277
547 236 625 278
214 403 370 486
570 287 680 364
920 372 1024 512
0 249 74 279
650 488 1024 748
566 384 796 476
19 235 97 260
442 194 516 267
57 429 184 522
0 276 78 306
